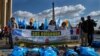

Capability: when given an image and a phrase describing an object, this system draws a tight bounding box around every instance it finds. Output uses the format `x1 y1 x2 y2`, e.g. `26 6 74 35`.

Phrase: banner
12 28 80 44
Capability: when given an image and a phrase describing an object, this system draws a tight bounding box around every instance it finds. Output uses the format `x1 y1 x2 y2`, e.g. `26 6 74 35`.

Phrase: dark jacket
81 21 88 33
26 25 34 30
87 19 97 34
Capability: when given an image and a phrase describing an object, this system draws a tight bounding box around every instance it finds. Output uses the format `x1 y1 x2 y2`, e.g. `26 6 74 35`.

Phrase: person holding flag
39 23 44 30
26 18 34 29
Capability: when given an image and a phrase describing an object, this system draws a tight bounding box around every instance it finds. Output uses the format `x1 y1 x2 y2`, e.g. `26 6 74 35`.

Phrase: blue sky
13 0 100 14
13 0 100 29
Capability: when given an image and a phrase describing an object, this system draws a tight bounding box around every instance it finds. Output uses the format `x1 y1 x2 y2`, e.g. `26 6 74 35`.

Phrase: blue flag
37 21 39 29
22 17 26 29
16 17 22 28
33 20 37 29
15 17 21 25
68 21 72 28
56 18 61 29
44 18 48 30
57 18 60 27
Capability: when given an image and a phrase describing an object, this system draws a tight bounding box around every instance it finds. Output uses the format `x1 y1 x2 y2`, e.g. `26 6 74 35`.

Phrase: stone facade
0 0 12 28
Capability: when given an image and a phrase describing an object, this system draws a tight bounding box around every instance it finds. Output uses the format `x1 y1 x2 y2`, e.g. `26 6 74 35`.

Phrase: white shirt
48 25 55 31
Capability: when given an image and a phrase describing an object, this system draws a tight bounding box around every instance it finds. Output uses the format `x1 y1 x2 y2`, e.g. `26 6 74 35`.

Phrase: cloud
37 4 85 19
89 11 100 17
94 20 100 30
14 4 85 19
13 10 35 18
13 4 86 26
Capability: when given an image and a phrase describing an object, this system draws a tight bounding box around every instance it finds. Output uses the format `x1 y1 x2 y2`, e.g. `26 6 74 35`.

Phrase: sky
12 0 100 30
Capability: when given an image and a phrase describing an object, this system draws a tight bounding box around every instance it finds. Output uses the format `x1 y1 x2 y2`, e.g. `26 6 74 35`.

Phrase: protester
59 22 66 30
80 17 88 46
26 18 35 30
26 22 34 30
8 17 18 29
86 16 97 46
39 23 44 30
7 17 18 48
48 20 56 31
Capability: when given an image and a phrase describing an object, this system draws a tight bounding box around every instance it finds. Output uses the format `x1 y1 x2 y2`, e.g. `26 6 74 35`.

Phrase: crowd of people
0 16 68 48
0 17 67 39
0 16 97 48
6 17 67 30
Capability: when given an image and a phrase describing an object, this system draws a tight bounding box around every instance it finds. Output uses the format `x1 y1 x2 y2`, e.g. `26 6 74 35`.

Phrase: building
0 0 12 28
